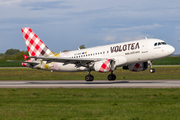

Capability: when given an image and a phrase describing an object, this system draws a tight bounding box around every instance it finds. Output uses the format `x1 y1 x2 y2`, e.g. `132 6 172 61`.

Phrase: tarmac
0 80 180 88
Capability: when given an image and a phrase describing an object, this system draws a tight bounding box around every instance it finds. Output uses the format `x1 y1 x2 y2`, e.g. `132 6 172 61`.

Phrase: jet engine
123 62 148 72
94 59 116 72
22 62 33 67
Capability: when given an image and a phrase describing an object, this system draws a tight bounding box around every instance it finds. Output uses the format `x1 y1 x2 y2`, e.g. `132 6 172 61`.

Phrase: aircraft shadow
27 81 163 85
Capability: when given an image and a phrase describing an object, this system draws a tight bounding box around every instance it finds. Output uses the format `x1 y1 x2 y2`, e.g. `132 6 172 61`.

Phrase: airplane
14 27 175 81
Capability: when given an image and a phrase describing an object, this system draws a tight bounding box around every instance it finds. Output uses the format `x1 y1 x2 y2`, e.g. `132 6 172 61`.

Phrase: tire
112 74 116 80
85 75 94 81
108 74 113 81
150 68 155 73
85 75 90 81
108 74 116 81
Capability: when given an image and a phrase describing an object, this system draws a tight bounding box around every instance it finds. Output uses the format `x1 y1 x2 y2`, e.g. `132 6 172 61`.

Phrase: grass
153 57 180 65
0 60 22 67
0 66 180 119
0 88 180 120
0 67 180 80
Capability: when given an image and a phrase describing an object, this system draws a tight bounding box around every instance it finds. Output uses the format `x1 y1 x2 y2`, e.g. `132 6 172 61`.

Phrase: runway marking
0 80 180 88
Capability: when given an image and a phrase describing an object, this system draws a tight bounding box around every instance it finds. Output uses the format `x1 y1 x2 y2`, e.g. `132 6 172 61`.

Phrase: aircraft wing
28 56 104 66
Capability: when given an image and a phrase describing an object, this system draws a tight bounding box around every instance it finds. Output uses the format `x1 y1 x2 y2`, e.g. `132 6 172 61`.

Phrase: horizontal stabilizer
7 60 39 66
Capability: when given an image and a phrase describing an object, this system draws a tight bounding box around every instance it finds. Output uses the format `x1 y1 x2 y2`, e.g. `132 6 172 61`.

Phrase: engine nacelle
123 62 148 72
22 60 34 67
94 59 116 72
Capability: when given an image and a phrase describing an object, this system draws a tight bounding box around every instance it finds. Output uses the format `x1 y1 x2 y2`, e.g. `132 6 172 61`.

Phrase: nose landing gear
148 60 155 73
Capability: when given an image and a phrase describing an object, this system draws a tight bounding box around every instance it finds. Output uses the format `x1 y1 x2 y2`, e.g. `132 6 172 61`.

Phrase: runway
0 80 180 88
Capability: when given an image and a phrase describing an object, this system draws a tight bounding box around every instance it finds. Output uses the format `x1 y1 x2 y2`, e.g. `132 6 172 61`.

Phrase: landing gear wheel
108 74 116 81
85 70 94 82
150 68 155 73
85 75 94 81
90 75 94 81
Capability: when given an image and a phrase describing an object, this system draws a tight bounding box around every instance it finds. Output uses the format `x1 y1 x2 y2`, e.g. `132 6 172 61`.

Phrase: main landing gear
85 71 94 81
107 71 116 81
148 60 155 73
85 71 117 81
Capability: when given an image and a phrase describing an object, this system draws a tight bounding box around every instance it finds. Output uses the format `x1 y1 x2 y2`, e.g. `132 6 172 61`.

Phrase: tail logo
21 27 52 57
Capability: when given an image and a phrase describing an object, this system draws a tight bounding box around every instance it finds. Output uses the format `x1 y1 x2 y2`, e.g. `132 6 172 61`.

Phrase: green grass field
0 60 22 67
0 88 180 120
0 67 180 119
153 57 180 65
0 67 180 80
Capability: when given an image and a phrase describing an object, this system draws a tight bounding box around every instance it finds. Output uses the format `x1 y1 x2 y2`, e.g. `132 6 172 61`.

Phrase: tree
13 51 29 60
79 45 86 49
5 49 20 55
0 50 28 60
0 53 4 56
63 50 69 52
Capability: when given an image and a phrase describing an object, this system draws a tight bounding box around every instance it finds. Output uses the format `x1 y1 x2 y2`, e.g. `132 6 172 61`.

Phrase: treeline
0 49 29 60
0 45 86 60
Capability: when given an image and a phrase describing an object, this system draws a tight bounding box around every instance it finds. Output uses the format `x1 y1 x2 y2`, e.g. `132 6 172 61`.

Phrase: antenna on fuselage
145 36 148 39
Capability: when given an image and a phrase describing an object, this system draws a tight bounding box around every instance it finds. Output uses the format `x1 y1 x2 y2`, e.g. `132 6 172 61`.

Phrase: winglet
23 54 29 60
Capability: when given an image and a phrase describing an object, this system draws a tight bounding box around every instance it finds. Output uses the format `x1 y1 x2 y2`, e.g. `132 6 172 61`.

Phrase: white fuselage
35 38 174 72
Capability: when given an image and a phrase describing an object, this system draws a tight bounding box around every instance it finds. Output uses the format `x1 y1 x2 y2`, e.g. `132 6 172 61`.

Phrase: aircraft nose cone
168 46 175 55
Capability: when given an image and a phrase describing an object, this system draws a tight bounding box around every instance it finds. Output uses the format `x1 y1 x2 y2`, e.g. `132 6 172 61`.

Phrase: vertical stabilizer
21 27 53 57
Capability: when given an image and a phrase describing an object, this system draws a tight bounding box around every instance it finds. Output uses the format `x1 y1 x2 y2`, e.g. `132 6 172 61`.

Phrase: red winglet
23 54 29 60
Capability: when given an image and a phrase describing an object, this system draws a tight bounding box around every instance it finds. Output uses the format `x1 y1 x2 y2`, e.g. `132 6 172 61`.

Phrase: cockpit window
161 42 167 45
154 42 167 46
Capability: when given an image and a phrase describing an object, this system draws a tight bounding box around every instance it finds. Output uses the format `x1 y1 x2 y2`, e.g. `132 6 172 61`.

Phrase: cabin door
142 41 148 53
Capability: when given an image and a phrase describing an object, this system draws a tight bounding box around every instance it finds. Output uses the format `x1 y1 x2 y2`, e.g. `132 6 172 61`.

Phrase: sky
0 0 180 54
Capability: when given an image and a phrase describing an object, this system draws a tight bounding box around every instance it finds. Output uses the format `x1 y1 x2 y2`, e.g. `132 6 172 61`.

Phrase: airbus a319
12 27 175 81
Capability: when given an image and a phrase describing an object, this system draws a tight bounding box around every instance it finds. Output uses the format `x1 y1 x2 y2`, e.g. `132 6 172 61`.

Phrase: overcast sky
0 0 180 54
